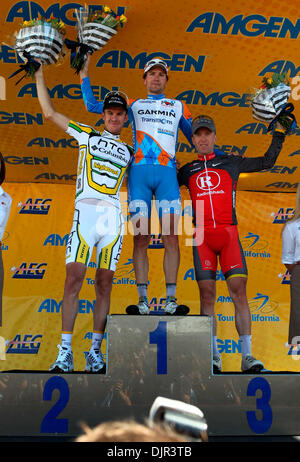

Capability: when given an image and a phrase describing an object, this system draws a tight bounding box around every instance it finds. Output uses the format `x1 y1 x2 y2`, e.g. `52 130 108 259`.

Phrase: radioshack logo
196 170 220 191
18 198 52 215
271 207 295 224
6 334 42 354
11 262 47 279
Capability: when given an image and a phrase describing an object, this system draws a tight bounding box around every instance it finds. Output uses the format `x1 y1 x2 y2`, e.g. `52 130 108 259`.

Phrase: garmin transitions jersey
66 120 133 209
81 76 193 168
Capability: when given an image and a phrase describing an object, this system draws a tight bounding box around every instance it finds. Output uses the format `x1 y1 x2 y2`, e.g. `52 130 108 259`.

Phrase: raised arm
80 54 104 114
35 64 70 131
237 124 285 173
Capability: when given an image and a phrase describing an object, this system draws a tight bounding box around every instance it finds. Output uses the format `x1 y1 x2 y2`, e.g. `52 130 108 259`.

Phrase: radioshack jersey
66 121 133 208
178 132 285 228
81 77 193 168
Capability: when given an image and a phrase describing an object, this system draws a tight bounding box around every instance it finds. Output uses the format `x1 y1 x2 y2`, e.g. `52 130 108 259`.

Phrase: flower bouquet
9 16 66 84
65 6 127 73
249 73 297 134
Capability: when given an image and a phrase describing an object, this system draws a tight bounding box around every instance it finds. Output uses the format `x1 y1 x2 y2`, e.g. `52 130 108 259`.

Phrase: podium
1 315 300 438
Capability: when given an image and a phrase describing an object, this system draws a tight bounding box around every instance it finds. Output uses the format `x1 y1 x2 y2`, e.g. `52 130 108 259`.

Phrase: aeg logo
6 334 42 354
11 262 47 279
18 198 52 215
271 208 295 224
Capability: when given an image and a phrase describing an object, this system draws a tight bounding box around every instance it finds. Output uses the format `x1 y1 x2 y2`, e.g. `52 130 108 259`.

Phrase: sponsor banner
0 1 299 190
0 183 297 372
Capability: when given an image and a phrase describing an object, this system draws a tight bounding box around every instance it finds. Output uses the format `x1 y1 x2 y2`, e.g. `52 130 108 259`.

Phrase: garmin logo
186 12 300 39
137 109 176 117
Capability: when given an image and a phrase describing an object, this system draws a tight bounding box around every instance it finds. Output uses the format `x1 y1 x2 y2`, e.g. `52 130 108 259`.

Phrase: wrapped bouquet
9 16 66 84
249 73 297 134
65 6 127 73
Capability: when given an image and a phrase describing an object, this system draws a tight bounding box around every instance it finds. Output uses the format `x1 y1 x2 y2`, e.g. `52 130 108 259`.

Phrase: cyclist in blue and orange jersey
80 56 223 316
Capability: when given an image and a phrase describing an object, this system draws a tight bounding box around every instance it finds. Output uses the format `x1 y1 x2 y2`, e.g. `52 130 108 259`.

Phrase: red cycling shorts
193 225 248 281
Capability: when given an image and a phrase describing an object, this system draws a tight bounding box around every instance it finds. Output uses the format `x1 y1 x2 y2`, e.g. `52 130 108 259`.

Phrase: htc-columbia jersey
66 121 133 209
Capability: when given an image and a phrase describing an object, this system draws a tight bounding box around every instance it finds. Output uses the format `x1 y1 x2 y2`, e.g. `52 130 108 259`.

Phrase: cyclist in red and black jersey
178 115 286 373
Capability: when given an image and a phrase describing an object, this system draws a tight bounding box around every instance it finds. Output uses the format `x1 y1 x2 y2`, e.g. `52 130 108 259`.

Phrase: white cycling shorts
66 200 124 272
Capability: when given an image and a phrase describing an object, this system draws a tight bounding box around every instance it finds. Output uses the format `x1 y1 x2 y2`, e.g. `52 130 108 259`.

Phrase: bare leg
226 277 251 335
160 213 180 285
132 217 151 284
61 262 87 332
93 268 114 333
197 279 217 334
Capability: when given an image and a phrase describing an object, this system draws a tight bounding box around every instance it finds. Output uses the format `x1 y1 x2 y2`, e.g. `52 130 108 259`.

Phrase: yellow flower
103 6 111 13
119 14 127 23
267 78 272 85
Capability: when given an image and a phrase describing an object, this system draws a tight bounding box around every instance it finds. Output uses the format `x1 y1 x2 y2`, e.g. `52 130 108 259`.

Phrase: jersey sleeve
66 120 95 142
177 164 190 187
81 76 104 114
238 131 285 173
179 102 193 145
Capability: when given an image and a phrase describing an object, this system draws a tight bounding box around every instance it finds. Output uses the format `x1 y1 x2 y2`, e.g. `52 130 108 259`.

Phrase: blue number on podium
246 377 272 434
149 321 167 374
41 376 70 433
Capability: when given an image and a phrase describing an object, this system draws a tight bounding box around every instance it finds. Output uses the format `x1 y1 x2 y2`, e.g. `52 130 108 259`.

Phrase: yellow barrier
0 183 296 372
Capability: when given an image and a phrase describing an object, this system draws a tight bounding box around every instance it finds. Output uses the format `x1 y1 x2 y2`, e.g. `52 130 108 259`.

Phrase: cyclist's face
103 107 128 134
144 66 168 94
192 128 216 155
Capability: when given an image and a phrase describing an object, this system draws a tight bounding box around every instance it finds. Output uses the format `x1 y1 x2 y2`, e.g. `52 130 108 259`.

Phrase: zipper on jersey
203 157 216 228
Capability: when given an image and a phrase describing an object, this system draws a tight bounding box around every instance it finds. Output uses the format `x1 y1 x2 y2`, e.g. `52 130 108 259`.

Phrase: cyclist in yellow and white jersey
34 63 132 373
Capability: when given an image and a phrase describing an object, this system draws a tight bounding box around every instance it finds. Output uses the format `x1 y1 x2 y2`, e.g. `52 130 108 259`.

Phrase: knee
162 234 179 251
64 272 83 296
199 288 215 308
229 280 248 304
95 274 113 297
133 234 151 250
